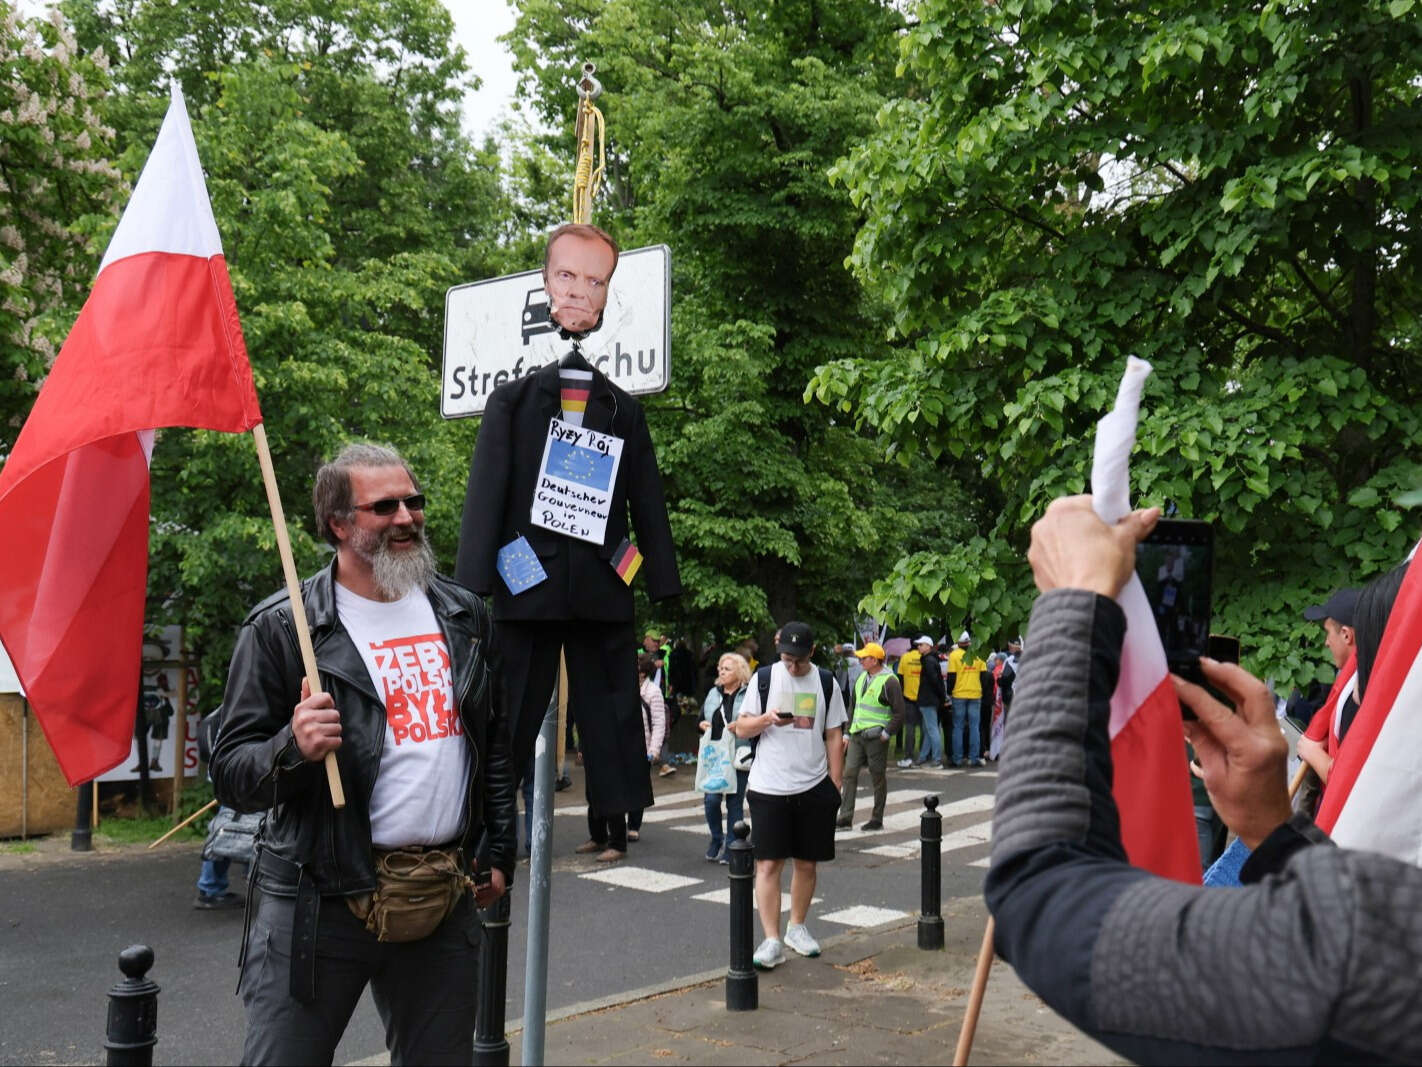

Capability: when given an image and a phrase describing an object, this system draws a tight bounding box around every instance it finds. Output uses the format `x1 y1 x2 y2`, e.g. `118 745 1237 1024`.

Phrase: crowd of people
556 625 1023 865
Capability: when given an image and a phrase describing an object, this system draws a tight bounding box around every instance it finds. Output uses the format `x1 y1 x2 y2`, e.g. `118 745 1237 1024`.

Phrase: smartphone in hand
1135 519 1213 683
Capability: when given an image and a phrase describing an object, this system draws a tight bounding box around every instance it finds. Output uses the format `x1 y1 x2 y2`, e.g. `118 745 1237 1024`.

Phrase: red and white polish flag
0 85 261 785
1090 357 1200 883
1316 541 1422 862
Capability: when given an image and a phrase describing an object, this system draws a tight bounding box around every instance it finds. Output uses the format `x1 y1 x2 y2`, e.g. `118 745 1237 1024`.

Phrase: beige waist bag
347 846 473 943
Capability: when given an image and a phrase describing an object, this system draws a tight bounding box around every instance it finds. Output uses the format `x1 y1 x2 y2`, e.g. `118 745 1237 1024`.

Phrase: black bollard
473 893 511 1066
105 945 159 1066
725 820 758 1011
72 780 93 852
918 795 945 950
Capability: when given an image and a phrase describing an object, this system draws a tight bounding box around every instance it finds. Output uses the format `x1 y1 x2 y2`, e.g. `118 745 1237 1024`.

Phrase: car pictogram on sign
521 287 559 345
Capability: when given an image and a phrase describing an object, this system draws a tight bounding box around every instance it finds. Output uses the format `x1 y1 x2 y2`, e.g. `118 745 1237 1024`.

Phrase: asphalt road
0 760 997 1066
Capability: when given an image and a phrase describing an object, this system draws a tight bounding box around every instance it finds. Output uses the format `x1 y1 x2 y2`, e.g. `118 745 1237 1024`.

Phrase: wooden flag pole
1288 760 1308 799
556 651 569 774
148 797 218 849
953 916 996 1066
251 424 346 809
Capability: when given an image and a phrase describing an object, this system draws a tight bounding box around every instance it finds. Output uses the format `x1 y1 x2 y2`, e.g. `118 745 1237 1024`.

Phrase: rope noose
572 62 605 225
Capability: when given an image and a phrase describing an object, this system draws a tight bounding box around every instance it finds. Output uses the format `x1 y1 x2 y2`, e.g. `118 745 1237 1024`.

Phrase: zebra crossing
551 768 998 929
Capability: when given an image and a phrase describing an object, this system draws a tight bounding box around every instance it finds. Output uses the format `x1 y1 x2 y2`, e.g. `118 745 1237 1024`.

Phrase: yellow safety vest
852 671 893 734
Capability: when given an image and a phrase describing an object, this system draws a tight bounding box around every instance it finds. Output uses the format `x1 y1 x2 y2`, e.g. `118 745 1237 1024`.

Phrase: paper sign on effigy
530 418 624 545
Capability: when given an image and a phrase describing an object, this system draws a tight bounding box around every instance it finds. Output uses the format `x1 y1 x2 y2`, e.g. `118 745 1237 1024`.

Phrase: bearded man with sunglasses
212 442 517 1066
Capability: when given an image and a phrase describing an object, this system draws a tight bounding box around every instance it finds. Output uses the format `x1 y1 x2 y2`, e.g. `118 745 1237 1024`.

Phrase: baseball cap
1008 634 1022 648
958 630 971 644
777 621 814 657
854 641 886 660
915 635 934 647
1303 588 1360 627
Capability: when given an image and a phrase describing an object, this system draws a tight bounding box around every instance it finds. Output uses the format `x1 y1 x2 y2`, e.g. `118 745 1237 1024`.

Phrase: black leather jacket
210 560 517 894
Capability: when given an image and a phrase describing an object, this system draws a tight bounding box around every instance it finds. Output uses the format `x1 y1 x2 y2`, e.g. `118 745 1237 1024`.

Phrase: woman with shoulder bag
700 652 752 863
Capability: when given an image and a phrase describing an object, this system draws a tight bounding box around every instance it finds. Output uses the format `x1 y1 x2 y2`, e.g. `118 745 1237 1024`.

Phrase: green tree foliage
811 0 1422 686
58 0 511 707
509 0 971 650
0 5 125 453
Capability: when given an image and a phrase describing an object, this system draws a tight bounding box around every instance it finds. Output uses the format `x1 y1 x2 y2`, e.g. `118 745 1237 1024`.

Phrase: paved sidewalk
355 893 1123 1066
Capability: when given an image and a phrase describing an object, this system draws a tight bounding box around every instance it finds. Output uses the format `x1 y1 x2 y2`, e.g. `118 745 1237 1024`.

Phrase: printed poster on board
530 418 623 545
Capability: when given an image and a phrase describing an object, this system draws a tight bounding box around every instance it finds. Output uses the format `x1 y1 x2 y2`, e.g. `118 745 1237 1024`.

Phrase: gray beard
352 524 436 600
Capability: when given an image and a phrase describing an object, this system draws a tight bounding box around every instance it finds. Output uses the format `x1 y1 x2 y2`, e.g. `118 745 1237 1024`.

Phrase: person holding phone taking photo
985 495 1422 1064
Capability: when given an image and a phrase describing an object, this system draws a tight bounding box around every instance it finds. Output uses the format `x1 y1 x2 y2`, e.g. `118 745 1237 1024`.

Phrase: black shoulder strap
750 666 773 754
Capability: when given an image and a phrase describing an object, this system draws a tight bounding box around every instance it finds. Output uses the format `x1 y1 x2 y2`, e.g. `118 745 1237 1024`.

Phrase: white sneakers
754 924 822 968
753 937 786 969
784 923 821 958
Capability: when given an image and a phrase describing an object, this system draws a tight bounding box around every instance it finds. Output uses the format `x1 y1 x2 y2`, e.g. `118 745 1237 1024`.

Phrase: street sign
441 243 671 418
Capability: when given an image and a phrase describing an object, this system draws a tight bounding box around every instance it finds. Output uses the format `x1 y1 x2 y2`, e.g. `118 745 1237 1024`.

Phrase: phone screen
1134 519 1214 673
1207 634 1241 664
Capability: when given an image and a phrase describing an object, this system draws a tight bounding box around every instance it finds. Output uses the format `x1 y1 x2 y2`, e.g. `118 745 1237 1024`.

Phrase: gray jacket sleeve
986 588 1422 1064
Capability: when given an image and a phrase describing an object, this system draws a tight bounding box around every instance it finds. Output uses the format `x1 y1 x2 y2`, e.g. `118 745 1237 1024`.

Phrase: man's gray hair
312 443 420 547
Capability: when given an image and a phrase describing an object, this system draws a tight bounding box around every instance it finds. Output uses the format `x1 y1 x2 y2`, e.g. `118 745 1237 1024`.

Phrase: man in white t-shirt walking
731 621 847 969
212 443 517 1065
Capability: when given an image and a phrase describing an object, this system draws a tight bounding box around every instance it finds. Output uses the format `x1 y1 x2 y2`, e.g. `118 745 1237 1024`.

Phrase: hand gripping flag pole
0 84 343 807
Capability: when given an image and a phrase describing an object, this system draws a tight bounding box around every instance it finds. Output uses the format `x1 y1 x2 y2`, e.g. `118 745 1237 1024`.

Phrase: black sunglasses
352 494 426 516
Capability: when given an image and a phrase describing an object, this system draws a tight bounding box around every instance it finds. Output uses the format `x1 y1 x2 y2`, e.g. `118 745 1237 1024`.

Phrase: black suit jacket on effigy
455 359 681 619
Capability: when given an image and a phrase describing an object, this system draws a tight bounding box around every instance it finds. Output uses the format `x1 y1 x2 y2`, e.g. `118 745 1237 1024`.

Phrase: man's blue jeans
197 858 230 896
917 704 944 764
951 697 980 763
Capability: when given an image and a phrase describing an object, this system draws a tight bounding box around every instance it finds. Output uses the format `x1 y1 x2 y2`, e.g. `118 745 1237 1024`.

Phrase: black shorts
746 776 840 863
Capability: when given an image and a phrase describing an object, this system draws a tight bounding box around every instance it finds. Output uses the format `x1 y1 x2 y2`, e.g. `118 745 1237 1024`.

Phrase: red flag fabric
0 86 261 785
1316 549 1422 862
1090 358 1201 883
1302 651 1357 758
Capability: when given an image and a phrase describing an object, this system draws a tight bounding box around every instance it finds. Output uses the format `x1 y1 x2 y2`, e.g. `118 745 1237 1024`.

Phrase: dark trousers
238 892 480 1066
897 703 923 759
498 620 653 815
838 731 889 821
587 810 638 851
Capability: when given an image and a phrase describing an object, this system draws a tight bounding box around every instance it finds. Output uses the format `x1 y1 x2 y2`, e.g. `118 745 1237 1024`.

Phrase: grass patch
0 841 38 854
94 781 216 847
96 814 207 846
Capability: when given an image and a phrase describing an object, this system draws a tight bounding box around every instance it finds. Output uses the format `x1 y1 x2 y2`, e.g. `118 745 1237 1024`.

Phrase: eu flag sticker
547 437 616 491
497 535 548 595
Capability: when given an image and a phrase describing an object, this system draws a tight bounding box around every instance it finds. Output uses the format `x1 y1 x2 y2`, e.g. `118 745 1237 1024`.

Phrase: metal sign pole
520 662 562 1065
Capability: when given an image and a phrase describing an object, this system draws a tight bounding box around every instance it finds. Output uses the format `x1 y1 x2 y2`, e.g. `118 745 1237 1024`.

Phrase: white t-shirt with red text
335 584 470 849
